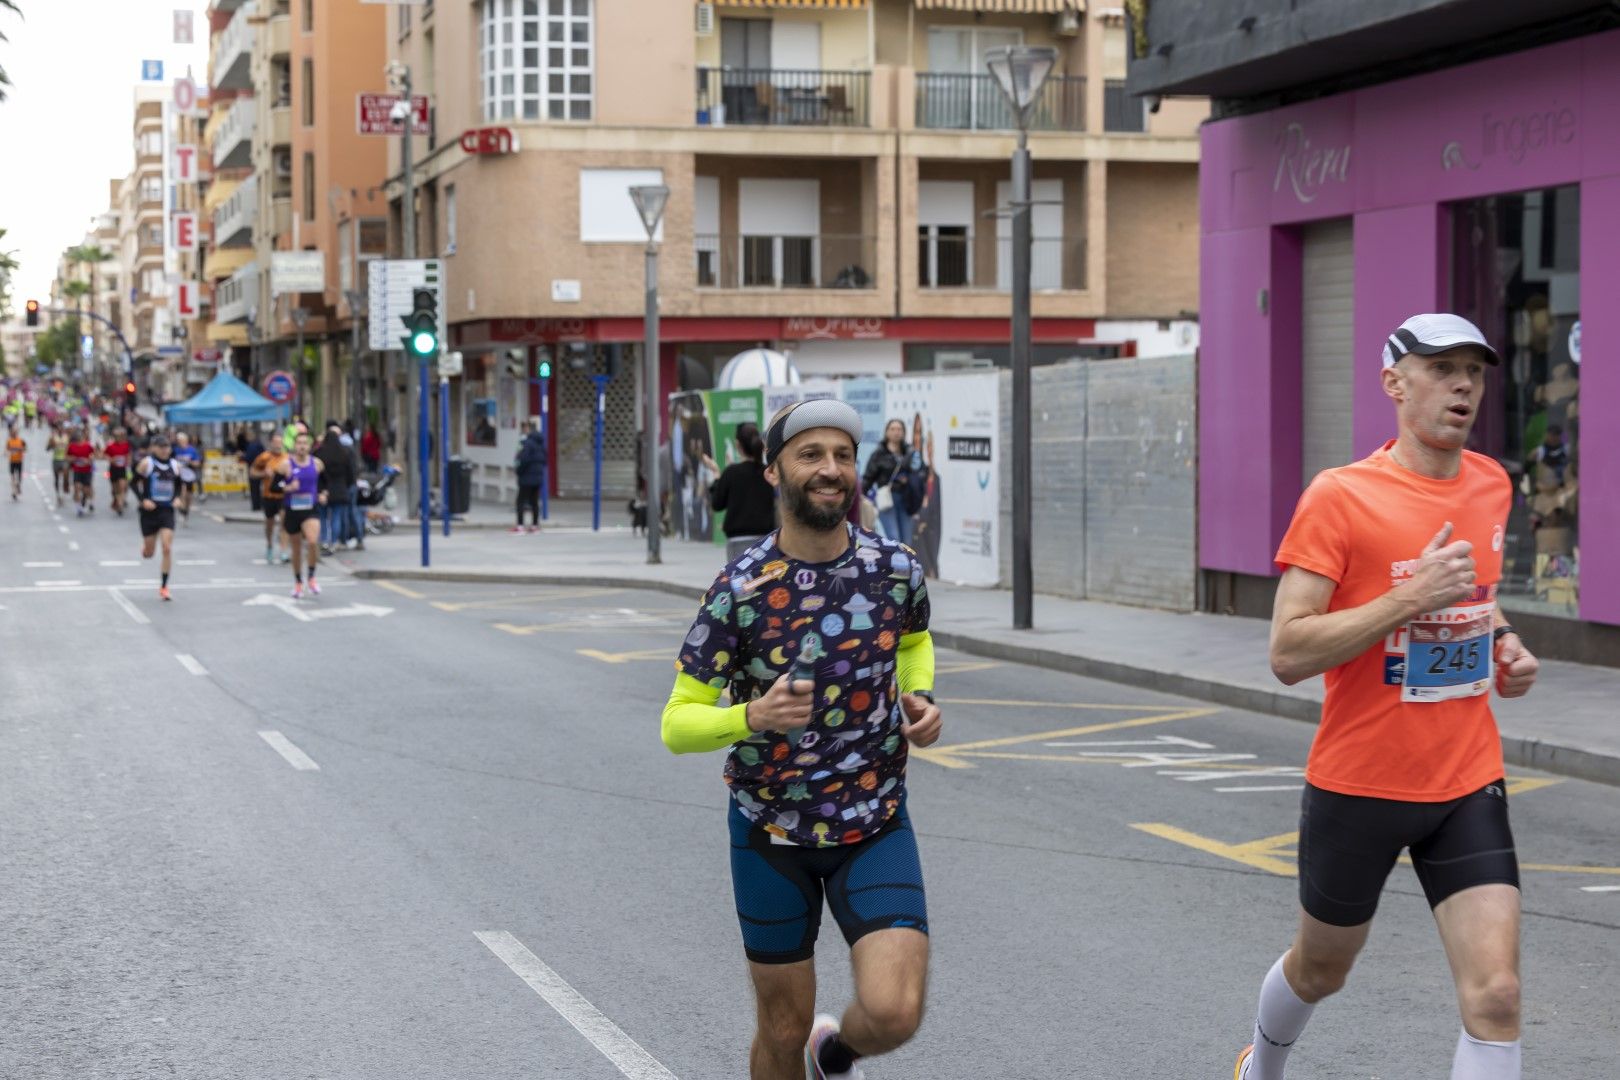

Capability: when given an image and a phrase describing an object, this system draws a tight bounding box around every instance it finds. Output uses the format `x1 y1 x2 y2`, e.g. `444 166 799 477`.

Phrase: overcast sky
0 1 208 307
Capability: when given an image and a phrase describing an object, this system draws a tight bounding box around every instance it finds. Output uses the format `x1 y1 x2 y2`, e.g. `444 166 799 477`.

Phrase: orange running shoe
1233 1044 1253 1080
159 586 172 602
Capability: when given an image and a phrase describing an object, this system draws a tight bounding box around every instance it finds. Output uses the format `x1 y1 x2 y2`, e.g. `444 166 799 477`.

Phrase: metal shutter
1300 218 1355 487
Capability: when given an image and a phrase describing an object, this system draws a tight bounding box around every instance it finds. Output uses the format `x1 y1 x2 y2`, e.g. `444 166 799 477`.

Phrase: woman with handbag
862 418 915 544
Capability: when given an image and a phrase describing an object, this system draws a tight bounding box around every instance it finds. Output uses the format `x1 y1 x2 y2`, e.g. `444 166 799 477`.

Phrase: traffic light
401 287 438 360
25 299 39 327
123 381 137 410
537 358 552 379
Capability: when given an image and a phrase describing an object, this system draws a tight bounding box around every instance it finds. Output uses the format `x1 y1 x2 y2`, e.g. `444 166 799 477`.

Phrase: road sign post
539 370 550 521
591 374 609 532
439 376 451 538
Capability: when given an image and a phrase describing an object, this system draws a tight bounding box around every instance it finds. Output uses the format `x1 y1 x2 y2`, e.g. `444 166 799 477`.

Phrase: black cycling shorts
1298 779 1519 927
728 799 928 965
8 461 20 476
262 498 283 520
283 507 317 535
140 504 176 537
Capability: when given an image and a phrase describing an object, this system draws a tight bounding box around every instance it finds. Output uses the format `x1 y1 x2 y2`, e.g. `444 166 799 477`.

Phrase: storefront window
1452 184 1580 617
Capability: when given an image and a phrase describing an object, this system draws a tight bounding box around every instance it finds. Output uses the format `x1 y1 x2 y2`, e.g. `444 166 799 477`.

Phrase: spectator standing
240 427 266 513
512 418 546 533
862 418 916 544
360 424 382 473
701 422 776 562
315 426 357 553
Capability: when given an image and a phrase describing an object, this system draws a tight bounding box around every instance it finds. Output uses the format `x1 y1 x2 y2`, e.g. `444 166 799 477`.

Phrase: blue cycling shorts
728 799 928 964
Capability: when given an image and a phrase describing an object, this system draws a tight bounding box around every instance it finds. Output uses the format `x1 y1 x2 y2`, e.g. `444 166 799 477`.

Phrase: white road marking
177 559 215 566
1160 766 1307 782
0 580 355 596
257 730 320 771
210 576 258 584
1214 785 1305 793
175 653 209 676
57 525 69 534
67 541 79 551
242 594 392 622
124 577 152 585
35 580 82 587
1580 885 1620 893
108 588 150 625
101 560 140 567
22 561 63 568
475 931 677 1080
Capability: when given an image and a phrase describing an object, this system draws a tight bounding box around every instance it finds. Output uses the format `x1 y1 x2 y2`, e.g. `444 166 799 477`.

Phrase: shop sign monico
782 317 885 340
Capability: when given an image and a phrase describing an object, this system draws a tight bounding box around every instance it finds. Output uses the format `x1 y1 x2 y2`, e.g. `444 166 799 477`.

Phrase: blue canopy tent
163 369 287 424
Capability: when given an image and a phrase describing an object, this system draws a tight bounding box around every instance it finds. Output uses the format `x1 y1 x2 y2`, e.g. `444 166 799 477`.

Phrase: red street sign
263 370 297 405
357 93 431 136
192 348 223 363
459 127 519 155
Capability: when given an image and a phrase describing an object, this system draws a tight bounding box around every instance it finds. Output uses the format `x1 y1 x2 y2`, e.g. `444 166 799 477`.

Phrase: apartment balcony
211 7 254 91
212 96 256 170
1103 79 1147 133
695 234 876 290
270 104 291 147
914 73 1086 132
918 235 1087 292
271 195 292 241
213 174 257 248
215 261 259 324
695 68 870 128
265 9 290 57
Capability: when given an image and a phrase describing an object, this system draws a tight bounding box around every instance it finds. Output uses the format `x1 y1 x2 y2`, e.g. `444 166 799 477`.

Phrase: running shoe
290 583 304 600
805 1014 863 1080
265 547 274 564
159 586 171 602
1233 1044 1253 1080
526 525 541 534
509 525 525 533
307 579 321 596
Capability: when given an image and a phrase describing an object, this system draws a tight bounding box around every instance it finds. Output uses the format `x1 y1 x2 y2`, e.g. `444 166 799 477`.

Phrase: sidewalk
220 494 627 532
339 519 1620 788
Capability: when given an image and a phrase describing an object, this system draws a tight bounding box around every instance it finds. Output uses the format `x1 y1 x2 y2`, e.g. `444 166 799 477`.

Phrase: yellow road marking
1131 824 1299 876
493 622 539 636
911 707 1218 769
934 660 1003 675
373 580 425 600
577 647 673 664
1505 776 1562 797
942 698 1209 711
430 587 626 612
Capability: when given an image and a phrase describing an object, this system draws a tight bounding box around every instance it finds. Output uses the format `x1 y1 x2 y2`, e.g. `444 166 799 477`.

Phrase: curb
354 567 1620 790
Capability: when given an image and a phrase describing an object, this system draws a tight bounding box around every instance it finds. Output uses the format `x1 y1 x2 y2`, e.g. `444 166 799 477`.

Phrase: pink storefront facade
1198 31 1620 628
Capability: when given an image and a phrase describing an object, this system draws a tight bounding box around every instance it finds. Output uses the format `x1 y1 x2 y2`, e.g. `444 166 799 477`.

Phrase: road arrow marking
910 706 1219 770
244 594 393 622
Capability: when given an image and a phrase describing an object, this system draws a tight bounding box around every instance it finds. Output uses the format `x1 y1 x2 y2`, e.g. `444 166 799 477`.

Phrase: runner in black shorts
664 400 942 1080
274 430 326 599
1233 315 1541 1080
133 435 181 601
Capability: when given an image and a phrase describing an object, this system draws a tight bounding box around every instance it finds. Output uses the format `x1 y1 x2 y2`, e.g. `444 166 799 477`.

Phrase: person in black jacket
703 422 776 561
513 418 546 533
315 427 358 554
862 418 917 544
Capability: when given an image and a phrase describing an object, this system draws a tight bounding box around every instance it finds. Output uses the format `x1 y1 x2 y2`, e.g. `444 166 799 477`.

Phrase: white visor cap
1382 313 1501 370
764 398 863 466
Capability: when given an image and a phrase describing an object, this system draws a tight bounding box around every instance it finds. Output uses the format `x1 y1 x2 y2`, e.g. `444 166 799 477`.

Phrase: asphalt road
2 452 1617 1079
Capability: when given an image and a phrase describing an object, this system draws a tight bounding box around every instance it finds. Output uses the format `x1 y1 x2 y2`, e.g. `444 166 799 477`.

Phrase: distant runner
250 441 290 565
1234 315 1540 1080
67 427 96 516
172 431 203 522
274 430 327 598
104 427 133 516
664 400 941 1080
7 426 24 500
133 434 181 601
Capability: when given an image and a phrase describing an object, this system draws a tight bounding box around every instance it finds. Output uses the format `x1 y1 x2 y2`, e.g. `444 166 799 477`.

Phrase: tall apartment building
388 0 1205 502
127 87 170 363
206 0 259 381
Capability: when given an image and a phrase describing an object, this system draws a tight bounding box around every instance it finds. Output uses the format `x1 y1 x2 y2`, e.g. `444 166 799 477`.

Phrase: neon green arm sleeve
896 630 936 695
662 672 754 754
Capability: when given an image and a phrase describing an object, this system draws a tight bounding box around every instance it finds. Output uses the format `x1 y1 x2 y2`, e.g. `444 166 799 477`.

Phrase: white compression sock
1245 955 1315 1080
1451 1029 1520 1080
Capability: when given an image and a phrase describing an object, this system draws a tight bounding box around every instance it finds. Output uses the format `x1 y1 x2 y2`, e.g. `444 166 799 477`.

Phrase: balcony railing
215 261 260 324
213 174 257 248
695 68 869 127
694 234 876 290
915 73 1086 132
212 95 255 169
918 234 1087 292
1103 79 1147 132
211 6 254 90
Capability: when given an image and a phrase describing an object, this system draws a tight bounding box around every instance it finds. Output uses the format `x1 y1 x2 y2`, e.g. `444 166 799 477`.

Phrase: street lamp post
290 305 308 418
628 183 670 565
986 45 1056 631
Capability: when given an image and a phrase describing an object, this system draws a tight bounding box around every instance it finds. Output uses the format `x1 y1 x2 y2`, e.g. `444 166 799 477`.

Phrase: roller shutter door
1300 218 1355 487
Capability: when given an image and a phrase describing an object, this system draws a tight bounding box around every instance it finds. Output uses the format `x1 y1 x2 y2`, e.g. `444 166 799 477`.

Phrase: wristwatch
1492 624 1518 644
911 690 935 704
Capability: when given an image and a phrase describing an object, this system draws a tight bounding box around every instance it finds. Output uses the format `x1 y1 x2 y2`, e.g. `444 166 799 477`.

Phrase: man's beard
782 475 853 531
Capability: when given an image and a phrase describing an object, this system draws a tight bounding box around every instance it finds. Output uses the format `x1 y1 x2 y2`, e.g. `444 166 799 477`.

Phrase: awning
203 175 240 214
914 0 1080 11
713 0 866 8
204 245 254 280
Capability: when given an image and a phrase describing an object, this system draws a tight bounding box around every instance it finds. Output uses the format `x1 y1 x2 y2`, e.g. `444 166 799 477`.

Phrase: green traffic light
411 330 437 356
538 361 552 378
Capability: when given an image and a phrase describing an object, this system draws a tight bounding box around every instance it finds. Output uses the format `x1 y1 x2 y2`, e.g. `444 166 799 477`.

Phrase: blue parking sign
142 59 164 81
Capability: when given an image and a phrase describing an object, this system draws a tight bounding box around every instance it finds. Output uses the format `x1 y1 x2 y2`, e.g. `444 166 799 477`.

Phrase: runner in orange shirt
1233 315 1540 1080
6 426 24 500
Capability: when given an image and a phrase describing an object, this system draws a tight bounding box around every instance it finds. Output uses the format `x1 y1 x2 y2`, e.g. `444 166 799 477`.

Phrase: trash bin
447 457 474 515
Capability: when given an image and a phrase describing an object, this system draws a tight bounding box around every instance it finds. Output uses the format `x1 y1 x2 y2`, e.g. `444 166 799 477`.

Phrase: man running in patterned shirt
1234 314 1541 1080
664 399 942 1080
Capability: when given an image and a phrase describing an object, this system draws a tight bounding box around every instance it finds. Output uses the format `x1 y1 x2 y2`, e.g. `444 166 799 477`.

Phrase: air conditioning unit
274 150 293 179
695 1 715 36
1055 7 1081 36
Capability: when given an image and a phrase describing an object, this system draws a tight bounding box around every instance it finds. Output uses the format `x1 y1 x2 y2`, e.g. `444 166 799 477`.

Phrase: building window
302 0 312 32
303 152 316 223
144 223 163 247
140 177 164 204
138 130 163 156
444 183 457 254
301 58 315 126
1452 184 1581 617
481 0 594 123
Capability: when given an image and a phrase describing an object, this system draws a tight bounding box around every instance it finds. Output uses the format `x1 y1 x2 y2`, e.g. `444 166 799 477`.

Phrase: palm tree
0 2 21 104
0 227 19 319
67 243 111 358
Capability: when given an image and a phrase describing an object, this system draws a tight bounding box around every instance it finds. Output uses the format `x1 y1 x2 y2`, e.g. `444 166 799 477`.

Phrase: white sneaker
805 1014 864 1080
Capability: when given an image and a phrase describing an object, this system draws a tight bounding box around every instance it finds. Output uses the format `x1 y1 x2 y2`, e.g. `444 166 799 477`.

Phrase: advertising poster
882 373 999 586
701 388 764 545
839 377 887 480
667 390 712 543
761 379 839 422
